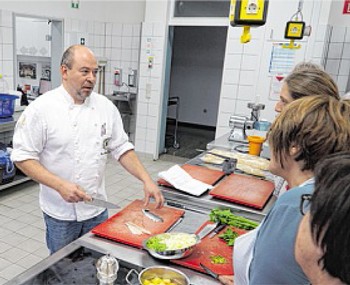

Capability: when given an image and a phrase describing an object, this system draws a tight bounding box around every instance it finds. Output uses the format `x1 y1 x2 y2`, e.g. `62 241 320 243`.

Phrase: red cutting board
172 221 248 275
158 164 225 187
92 199 185 248
209 173 275 209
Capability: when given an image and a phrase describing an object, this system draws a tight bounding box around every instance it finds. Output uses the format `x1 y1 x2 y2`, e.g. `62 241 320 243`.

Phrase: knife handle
209 224 226 238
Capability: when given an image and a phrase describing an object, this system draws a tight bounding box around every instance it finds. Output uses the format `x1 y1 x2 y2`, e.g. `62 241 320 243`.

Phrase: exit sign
343 0 350 14
71 0 79 9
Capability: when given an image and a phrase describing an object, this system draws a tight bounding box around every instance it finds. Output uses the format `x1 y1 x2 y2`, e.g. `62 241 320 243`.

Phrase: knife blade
142 209 164 223
208 223 226 239
84 197 120 209
200 263 219 280
197 222 219 240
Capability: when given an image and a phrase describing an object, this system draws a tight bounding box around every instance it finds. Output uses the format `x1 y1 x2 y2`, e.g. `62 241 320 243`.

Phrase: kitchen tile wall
324 26 350 95
134 22 166 156
0 10 14 90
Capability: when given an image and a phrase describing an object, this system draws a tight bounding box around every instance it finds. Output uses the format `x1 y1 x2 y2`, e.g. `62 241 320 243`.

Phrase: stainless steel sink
112 91 136 100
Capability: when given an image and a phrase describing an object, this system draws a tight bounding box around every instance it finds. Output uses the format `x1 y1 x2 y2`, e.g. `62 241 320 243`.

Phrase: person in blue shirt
248 96 350 284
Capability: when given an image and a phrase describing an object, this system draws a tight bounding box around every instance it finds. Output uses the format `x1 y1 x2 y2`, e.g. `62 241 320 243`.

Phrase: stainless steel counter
160 152 276 222
6 208 220 285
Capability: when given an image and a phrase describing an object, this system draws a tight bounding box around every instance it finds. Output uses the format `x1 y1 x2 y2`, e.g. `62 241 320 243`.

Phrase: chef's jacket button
96 142 99 145
69 106 74 110
94 123 97 127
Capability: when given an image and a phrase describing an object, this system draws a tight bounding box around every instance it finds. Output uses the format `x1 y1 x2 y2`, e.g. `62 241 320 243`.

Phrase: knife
84 197 120 209
197 222 219 240
200 263 219 280
208 223 226 239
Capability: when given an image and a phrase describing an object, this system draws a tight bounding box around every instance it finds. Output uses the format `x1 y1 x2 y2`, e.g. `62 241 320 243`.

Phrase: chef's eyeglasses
299 194 312 215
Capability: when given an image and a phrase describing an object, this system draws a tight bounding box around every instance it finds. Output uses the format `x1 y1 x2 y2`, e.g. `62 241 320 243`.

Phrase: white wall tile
337 75 348 92
237 85 255 101
225 54 242 69
78 20 88 33
223 69 239 85
339 59 350 76
242 55 258 70
132 37 140 49
216 126 231 138
112 23 123 36
94 21 105 35
148 103 158 115
228 27 241 40
221 84 238 99
149 64 162 78
71 19 79 32
111 36 122 49
239 70 256 85
134 137 146 153
136 114 147 128
122 37 132 49
132 24 141 37
3 60 13 75
105 23 112 36
153 23 166 37
0 10 13 28
146 129 157 142
315 25 327 42
327 43 343 59
135 127 146 141
142 23 153 37
2 27 13 44
2 44 13 60
138 102 148 116
312 42 325 58
235 99 251 116
121 49 132 61
325 59 340 75
220 98 236 113
122 24 133 37
226 39 243 54
343 43 350 59
331 26 346 43
147 116 158 129
346 27 350 43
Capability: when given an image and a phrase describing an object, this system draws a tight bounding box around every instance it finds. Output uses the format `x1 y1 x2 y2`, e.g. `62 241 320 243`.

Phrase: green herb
219 228 239 246
145 236 167 251
210 255 227 264
209 208 259 230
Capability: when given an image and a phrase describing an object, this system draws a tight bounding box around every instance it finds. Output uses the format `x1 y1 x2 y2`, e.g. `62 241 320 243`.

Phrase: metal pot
126 266 191 285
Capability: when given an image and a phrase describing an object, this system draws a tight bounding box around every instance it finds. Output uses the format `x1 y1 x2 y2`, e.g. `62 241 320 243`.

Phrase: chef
11 45 164 254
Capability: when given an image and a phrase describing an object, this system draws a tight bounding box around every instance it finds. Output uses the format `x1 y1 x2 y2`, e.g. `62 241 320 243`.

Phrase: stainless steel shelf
0 174 31 191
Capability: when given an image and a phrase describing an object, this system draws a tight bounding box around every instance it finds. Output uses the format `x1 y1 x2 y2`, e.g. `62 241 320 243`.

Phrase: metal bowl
139 266 190 285
142 232 200 260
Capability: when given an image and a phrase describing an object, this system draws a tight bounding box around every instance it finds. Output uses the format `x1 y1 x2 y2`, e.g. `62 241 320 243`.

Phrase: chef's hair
268 96 350 171
61 45 93 69
292 61 324 72
284 69 340 100
310 152 350 283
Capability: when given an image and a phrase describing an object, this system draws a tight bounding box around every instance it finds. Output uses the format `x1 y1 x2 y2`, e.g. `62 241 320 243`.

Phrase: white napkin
158 165 213 196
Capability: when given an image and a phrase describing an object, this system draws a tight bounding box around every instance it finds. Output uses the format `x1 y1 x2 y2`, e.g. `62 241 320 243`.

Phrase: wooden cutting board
92 199 185 248
209 173 275 209
158 164 225 187
172 221 248 275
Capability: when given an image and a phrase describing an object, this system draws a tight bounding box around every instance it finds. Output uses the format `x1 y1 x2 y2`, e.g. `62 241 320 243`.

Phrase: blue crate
0 94 19 117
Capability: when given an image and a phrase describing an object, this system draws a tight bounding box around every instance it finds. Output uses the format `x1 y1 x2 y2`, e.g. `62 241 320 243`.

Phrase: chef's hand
57 182 91 203
143 180 164 209
218 275 234 285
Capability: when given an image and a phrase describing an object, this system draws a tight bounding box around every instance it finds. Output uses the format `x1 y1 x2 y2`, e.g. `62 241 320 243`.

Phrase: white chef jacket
11 85 134 221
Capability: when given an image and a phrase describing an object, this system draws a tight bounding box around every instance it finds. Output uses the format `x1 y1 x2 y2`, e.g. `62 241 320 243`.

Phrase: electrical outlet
146 83 152 99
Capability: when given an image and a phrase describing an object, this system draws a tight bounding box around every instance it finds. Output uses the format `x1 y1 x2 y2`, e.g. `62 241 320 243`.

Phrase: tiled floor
0 153 187 284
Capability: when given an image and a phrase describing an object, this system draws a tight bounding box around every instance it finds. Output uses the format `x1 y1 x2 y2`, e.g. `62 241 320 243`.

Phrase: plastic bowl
142 232 200 260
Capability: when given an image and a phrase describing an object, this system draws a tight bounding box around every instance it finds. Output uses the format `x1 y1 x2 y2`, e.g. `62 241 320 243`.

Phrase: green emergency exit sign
71 1 79 9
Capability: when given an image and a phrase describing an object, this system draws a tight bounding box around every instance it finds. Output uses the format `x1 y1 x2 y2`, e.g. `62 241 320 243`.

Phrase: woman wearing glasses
296 152 350 284
219 96 350 285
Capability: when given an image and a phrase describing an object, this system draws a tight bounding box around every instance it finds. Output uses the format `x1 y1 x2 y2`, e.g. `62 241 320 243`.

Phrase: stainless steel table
6 208 220 285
